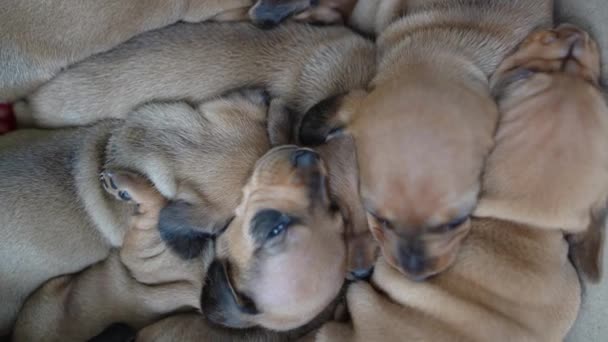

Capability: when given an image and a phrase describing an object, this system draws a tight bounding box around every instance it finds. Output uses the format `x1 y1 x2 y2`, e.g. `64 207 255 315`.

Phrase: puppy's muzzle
250 0 317 28
398 242 429 281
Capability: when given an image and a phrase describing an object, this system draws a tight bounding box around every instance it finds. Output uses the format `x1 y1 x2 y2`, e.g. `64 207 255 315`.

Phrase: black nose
291 149 319 168
399 245 426 276
350 266 374 281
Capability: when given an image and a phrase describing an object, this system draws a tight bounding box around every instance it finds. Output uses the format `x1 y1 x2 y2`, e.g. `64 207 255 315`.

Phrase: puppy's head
479 24 608 282
249 0 318 28
201 145 346 331
300 67 497 280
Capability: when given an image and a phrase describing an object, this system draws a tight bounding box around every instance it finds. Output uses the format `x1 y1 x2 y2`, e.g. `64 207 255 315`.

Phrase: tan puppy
200 145 345 331
0 0 257 102
12 171 207 342
14 22 375 128
0 89 270 336
311 24 607 342
10 98 367 340
299 0 553 280
476 23 608 281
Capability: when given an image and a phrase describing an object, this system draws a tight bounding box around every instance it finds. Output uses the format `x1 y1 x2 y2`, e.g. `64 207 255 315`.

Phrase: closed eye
366 209 392 230
431 215 470 234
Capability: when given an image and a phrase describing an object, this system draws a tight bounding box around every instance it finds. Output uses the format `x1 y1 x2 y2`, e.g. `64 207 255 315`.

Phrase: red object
0 103 16 134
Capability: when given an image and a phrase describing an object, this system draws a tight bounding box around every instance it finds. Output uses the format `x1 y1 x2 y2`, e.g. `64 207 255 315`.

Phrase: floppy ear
267 99 297 146
298 90 366 146
158 200 230 260
200 260 258 329
346 228 379 280
568 208 606 283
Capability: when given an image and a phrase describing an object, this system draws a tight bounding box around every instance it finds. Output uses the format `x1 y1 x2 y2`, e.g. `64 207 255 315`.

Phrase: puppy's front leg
13 171 205 342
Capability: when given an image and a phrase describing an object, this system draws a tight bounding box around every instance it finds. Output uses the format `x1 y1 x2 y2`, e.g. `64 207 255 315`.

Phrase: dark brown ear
298 90 365 146
200 260 258 329
249 0 314 28
158 200 230 260
267 99 297 146
568 208 606 283
346 229 379 280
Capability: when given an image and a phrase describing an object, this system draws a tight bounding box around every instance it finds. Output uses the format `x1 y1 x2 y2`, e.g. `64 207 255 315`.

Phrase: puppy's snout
350 266 374 281
398 244 427 280
291 149 320 169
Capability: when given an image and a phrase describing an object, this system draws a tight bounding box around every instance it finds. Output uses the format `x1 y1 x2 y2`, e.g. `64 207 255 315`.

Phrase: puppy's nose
291 149 319 168
350 266 374 281
399 245 426 278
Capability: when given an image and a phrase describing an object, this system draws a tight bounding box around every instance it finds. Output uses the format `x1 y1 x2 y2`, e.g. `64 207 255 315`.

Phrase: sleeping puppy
0 89 270 336
299 0 553 280
476 23 608 282
0 0 256 102
201 145 346 331
312 24 607 342
14 22 375 128
14 170 327 342
198 101 371 331
6 96 369 339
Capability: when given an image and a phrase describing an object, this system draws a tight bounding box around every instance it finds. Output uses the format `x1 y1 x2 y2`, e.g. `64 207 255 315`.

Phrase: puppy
299 0 553 280
0 0 257 102
476 23 608 282
0 89 270 335
312 24 607 342
14 22 375 128
200 145 346 331
12 171 208 342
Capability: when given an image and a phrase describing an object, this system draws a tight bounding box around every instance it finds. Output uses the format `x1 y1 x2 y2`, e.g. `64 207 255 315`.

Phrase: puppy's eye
251 209 294 244
367 210 391 229
432 216 469 234
268 221 289 239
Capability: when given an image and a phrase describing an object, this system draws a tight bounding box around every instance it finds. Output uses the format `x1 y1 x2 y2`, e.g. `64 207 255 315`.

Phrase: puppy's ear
200 260 258 329
569 208 606 283
158 200 230 260
298 90 366 146
346 229 379 280
267 99 297 146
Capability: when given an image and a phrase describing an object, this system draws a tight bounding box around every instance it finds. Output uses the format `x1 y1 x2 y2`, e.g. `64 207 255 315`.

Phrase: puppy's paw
100 170 164 214
498 24 600 84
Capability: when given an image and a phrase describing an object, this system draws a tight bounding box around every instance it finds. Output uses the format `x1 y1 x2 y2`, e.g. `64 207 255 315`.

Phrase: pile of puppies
1 0 606 341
